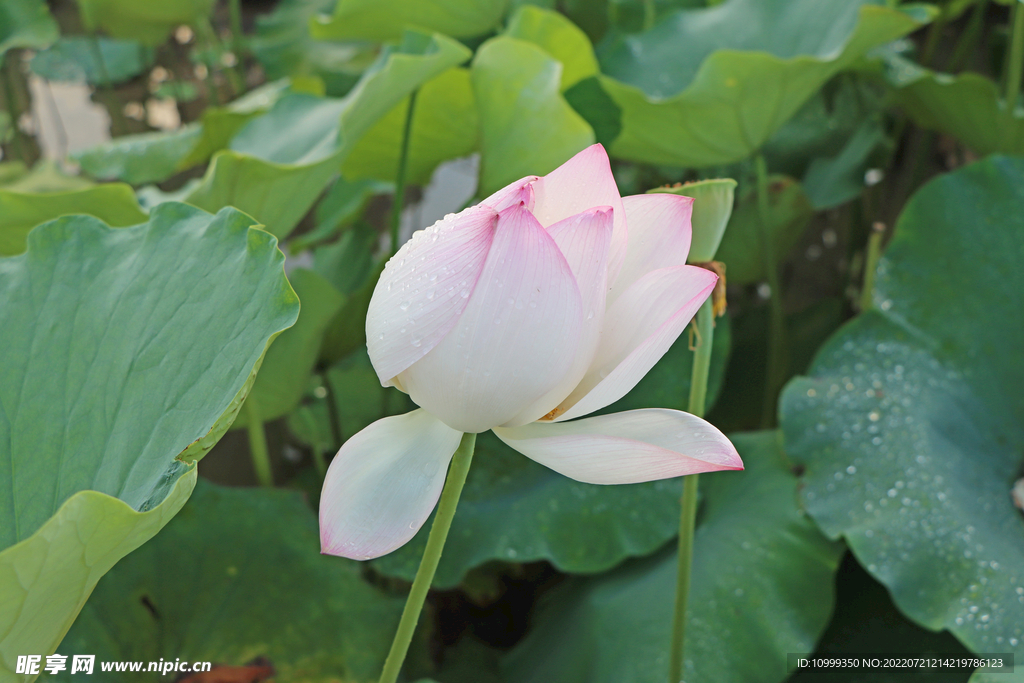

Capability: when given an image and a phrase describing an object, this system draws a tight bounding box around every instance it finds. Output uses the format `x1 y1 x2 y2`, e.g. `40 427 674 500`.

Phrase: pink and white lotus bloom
320 144 743 560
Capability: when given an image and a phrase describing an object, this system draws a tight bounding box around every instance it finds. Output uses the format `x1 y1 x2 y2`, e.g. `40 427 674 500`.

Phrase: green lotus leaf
29 37 153 85
472 36 594 196
0 0 57 66
49 480 403 682
185 30 471 239
233 268 345 429
0 183 147 256
505 6 599 91
342 67 478 185
74 126 204 186
75 81 290 186
714 174 813 285
310 0 508 42
502 431 843 683
886 55 1024 156
250 0 368 95
801 117 887 210
597 2 926 167
780 156 1024 661
0 203 299 677
370 317 731 586
74 0 217 47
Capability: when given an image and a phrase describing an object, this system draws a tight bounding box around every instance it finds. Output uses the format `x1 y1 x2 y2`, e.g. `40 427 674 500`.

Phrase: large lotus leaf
472 37 594 196
0 0 57 65
75 82 289 186
887 56 1024 156
714 174 813 285
596 2 925 167
233 268 345 429
75 0 217 47
504 6 599 91
780 156 1024 661
342 68 477 185
30 37 153 85
185 31 471 239
370 317 731 586
0 203 299 678
251 0 367 95
74 126 203 186
503 431 843 683
0 183 147 256
48 480 403 682
310 0 508 42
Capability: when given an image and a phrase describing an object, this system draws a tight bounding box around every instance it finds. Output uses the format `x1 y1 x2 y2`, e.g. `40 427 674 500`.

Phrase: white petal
494 409 742 485
530 144 628 283
366 205 498 384
501 207 613 427
320 410 463 560
553 264 717 421
608 193 693 303
399 203 583 433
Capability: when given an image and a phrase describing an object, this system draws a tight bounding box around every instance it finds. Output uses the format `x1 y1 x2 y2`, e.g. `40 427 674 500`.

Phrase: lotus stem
378 432 476 683
755 154 786 428
229 0 245 57
243 398 273 486
668 296 714 683
860 222 885 312
643 0 656 31
1004 0 1024 118
390 89 419 256
1 59 26 164
948 0 988 73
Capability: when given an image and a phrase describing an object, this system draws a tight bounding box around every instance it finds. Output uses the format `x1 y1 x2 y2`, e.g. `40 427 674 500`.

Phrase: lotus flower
320 144 743 560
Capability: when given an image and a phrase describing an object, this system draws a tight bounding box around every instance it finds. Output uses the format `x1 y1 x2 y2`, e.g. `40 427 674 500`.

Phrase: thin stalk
229 0 245 57
860 222 885 312
1004 0 1024 119
920 3 950 68
1 61 25 163
243 398 273 486
378 432 477 683
668 297 714 683
643 0 656 31
311 446 327 477
390 89 419 255
755 154 786 428
948 0 988 72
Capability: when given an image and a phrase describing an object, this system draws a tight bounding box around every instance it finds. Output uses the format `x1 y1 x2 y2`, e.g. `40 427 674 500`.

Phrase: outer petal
494 409 742 485
530 144 628 283
502 207 614 427
480 174 539 212
608 193 693 303
399 203 583 433
553 264 717 421
320 409 463 560
366 205 498 384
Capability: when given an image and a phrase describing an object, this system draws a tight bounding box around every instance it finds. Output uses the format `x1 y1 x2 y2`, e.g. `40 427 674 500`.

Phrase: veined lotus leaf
596 1 928 167
0 203 299 678
781 156 1024 661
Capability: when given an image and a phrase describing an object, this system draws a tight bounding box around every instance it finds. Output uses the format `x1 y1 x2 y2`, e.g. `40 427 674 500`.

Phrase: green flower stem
949 0 988 73
860 222 885 312
243 398 273 487
668 297 714 683
229 0 245 57
1004 0 1024 119
390 89 419 256
379 432 477 683
1 60 25 164
755 154 786 428
643 0 656 30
